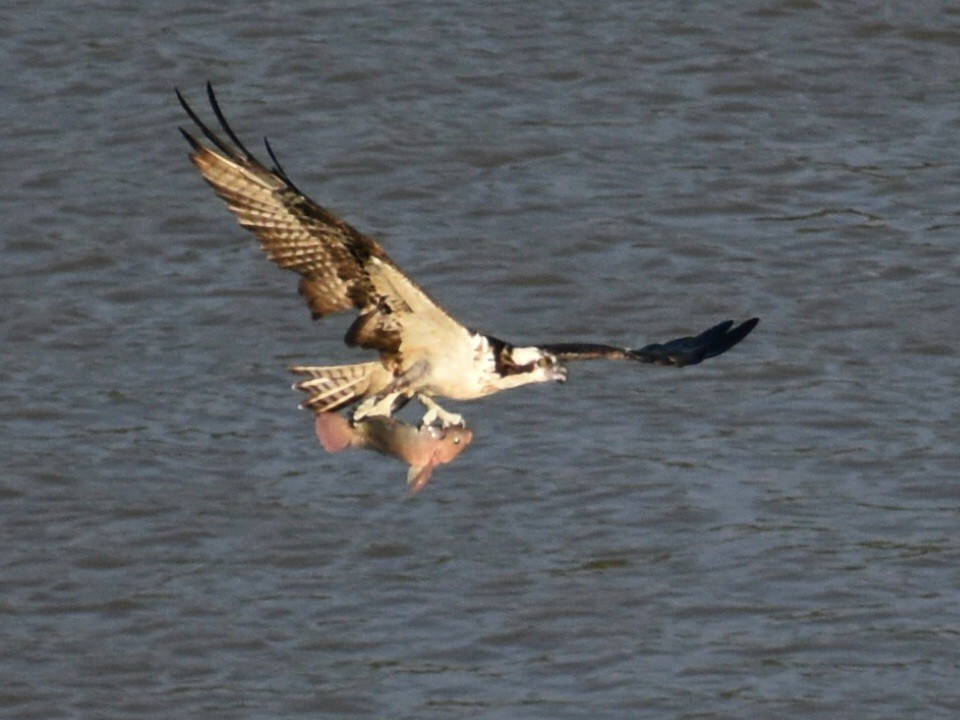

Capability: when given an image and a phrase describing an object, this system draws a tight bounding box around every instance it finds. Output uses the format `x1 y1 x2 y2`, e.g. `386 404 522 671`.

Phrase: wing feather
540 318 759 367
176 83 464 351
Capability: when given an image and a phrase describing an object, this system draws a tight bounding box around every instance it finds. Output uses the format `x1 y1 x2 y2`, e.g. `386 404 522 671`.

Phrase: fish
314 412 473 493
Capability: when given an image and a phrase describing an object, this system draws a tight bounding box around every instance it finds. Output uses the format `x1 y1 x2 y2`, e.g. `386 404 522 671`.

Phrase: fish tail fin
290 361 379 414
313 412 355 453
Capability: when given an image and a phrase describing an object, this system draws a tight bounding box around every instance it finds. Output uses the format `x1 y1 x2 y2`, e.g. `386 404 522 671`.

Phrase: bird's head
505 346 568 384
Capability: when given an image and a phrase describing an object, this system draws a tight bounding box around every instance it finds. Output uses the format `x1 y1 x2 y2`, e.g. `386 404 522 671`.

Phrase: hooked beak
551 365 568 383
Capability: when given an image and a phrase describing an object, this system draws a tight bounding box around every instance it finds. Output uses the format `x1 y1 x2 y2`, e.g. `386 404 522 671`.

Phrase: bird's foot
352 393 400 423
419 397 465 429
421 408 465 429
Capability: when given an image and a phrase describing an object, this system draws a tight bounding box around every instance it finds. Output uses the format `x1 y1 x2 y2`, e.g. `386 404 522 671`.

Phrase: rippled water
3 2 959 718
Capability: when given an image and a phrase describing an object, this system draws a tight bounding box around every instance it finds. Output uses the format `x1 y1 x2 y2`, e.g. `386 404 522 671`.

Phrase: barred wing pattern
176 83 458 353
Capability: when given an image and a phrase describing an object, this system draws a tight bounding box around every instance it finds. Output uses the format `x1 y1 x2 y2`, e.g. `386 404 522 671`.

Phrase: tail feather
290 362 378 413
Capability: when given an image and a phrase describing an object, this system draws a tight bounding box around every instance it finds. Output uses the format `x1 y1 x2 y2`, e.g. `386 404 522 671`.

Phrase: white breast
395 317 493 400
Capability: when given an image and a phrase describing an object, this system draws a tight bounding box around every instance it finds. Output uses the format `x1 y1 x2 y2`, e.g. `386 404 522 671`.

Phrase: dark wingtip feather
177 83 306 195
630 317 759 367
692 317 759 363
264 135 309 196
178 126 201 151
696 318 757 362
263 136 289 179
176 84 241 160
174 86 189 112
205 81 256 161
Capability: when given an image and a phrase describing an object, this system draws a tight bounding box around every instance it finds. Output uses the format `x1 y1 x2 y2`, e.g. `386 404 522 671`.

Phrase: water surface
2 2 959 718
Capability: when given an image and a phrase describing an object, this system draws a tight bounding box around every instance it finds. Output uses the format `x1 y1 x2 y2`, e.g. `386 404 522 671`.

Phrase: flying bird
176 84 758 428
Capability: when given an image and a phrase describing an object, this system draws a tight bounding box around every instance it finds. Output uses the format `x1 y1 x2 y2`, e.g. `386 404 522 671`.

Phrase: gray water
3 2 959 718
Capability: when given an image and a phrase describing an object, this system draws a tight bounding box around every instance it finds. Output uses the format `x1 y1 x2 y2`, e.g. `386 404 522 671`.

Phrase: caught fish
315 413 473 493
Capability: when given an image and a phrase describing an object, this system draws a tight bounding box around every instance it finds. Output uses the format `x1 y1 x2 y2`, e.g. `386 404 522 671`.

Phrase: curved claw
419 395 465 429
421 407 465 429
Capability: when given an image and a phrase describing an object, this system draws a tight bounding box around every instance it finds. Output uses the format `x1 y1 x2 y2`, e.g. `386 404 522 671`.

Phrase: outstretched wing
629 318 759 366
540 318 759 367
176 83 459 353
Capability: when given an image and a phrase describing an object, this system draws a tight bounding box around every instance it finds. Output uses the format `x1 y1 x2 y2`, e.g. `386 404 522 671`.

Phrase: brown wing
176 83 461 353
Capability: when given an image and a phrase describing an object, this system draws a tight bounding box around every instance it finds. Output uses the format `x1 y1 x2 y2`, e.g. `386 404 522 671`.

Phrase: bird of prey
176 84 758 428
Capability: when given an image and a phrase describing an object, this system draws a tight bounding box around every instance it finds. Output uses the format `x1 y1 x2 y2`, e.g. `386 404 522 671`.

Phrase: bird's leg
351 361 427 423
352 391 406 422
419 395 465 429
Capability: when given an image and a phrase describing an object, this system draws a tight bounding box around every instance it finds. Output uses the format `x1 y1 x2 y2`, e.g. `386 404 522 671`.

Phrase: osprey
177 84 758 428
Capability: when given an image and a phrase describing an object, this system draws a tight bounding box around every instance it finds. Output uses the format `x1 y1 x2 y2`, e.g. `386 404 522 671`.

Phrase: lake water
2 2 959 718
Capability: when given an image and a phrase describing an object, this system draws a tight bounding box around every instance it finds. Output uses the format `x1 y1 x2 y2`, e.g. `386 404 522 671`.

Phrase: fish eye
453 437 461 444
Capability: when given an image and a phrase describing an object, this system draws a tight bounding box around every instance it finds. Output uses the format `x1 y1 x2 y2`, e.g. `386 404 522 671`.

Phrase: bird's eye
537 356 551 368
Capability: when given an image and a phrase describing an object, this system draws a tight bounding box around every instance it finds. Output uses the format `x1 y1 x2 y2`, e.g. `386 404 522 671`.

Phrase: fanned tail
290 362 379 413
